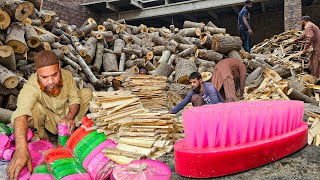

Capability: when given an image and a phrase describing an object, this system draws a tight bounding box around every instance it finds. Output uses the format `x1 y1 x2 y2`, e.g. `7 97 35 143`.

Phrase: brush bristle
182 100 305 148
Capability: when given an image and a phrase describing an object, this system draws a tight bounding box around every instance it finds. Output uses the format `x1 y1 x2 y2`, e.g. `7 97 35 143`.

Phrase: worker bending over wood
211 58 247 102
293 16 320 78
169 72 223 114
7 50 92 180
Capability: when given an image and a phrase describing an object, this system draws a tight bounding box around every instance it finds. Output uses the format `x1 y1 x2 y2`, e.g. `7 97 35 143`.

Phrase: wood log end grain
15 2 35 22
0 8 11 30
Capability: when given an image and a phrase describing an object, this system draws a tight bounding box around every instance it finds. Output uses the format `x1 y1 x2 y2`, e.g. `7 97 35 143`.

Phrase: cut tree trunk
103 53 118 72
19 63 35 79
6 22 27 54
123 47 142 57
206 21 217 28
27 50 37 62
114 39 125 55
200 34 212 49
62 56 81 71
51 48 64 59
179 48 196 57
190 37 204 49
179 28 202 37
169 83 192 99
84 37 97 64
0 107 13 124
125 59 145 69
245 66 263 86
119 32 133 44
92 42 104 72
39 33 56 44
119 52 126 72
5 95 17 111
174 34 193 45
59 34 71 45
212 35 242 54
25 25 41 48
131 35 142 46
71 36 86 57
228 50 242 60
151 35 166 46
158 50 171 64
78 21 97 37
204 26 226 34
153 62 174 77
144 61 156 71
0 84 19 96
195 49 223 63
287 88 318 105
177 44 196 51
4 1 35 22
27 0 43 11
288 78 310 95
0 45 16 71
183 21 205 30
0 8 11 30
76 55 98 84
91 31 113 40
175 59 197 84
0 64 19 89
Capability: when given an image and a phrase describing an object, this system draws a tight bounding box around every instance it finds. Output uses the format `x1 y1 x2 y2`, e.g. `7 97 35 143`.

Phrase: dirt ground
159 145 320 180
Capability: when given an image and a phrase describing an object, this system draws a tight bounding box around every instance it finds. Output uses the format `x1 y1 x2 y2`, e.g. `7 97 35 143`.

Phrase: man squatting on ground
7 50 92 180
169 72 224 114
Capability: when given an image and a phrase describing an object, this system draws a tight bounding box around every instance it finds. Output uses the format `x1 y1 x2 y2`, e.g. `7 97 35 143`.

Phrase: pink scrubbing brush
175 100 308 178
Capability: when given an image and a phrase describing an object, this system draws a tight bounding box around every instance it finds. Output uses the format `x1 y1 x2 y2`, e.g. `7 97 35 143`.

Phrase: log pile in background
123 75 168 112
0 0 245 120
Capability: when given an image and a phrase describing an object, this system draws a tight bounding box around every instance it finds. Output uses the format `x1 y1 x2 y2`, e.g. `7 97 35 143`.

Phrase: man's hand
248 28 253 35
7 148 32 180
58 119 76 133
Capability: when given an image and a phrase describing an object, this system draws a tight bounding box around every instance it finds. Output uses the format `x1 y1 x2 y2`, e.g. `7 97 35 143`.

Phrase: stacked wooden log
103 113 180 164
123 75 168 112
307 116 320 147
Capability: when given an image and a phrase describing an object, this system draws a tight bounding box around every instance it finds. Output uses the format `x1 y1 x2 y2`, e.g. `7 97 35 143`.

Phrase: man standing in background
238 0 253 52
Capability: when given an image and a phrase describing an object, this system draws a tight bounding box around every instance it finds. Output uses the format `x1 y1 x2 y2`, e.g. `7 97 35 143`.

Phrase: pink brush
111 159 171 180
28 140 54 151
87 151 112 179
18 167 31 180
175 100 308 178
3 148 14 160
10 128 33 142
30 150 45 168
82 139 117 168
0 134 9 148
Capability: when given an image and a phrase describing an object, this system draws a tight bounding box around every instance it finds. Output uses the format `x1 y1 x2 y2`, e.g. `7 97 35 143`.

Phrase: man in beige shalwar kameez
7 50 92 180
293 16 320 78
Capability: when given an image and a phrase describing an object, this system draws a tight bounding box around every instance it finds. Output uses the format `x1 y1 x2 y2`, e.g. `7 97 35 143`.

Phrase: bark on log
0 8 11 30
25 25 41 48
5 95 17 111
0 84 19 96
179 28 202 37
158 50 171 64
6 23 27 54
27 50 37 62
179 48 196 57
92 42 104 72
200 34 212 49
169 83 192 99
41 42 51 50
0 107 13 124
131 35 142 45
101 72 126 77
103 22 121 34
78 21 97 37
195 49 223 63
212 35 242 54
304 103 320 114
84 37 97 64
245 66 263 86
51 42 64 49
71 36 86 57
123 47 142 57
125 59 144 69
91 31 113 40
0 45 16 71
177 44 196 51
59 34 71 45
28 18 43 26
0 64 19 89
153 62 174 77
39 33 56 44
144 61 156 71
174 34 193 45
119 32 133 44
158 28 170 39
190 37 204 49
228 50 242 60
288 78 310 95
114 39 125 55
183 21 205 30
206 21 217 28
103 53 118 72
175 59 197 84
204 26 226 34
62 56 81 71
27 0 43 11
76 55 98 84
119 52 126 72
51 48 64 59
195 58 216 67
152 35 166 46
287 88 318 105
4 1 35 22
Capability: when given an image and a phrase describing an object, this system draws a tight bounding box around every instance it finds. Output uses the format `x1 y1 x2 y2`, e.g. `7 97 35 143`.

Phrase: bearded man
7 50 92 180
169 72 223 114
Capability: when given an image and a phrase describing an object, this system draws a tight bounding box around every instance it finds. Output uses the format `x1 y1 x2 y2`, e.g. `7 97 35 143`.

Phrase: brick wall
284 0 302 30
42 0 97 26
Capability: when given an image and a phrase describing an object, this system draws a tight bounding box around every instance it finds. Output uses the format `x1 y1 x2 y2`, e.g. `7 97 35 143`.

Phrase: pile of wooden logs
0 0 245 122
307 116 320 147
123 75 168 112
104 113 180 164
